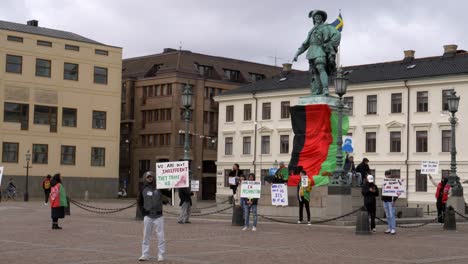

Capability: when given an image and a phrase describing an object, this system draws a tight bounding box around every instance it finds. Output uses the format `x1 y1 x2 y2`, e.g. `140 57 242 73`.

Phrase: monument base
298 95 340 107
447 195 465 219
326 185 353 221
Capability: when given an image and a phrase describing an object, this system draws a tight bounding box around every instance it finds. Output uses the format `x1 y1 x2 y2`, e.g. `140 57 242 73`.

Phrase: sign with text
0 166 3 187
382 178 407 198
271 184 288 206
421 161 439 174
342 136 354 153
228 177 237 185
301 176 309 187
191 180 199 192
156 161 189 189
240 180 262 198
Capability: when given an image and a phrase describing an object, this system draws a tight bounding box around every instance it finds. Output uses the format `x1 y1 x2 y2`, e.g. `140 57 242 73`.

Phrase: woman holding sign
297 170 312 225
429 174 451 223
242 173 259 232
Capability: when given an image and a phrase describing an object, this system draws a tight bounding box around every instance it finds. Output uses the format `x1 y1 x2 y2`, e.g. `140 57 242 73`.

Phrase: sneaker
242 226 248 231
384 229 391 234
297 221 302 224
184 221 191 224
177 221 184 224
372 228 377 233
44 203 48 205
157 255 164 262
390 229 396 235
139 255 150 261
307 221 311 226
252 227 257 232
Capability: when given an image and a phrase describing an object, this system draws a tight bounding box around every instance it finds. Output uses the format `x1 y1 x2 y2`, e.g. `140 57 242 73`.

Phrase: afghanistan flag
288 104 349 186
50 183 68 208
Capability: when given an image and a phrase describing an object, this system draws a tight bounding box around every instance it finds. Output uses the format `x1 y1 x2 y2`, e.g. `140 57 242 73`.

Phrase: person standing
297 170 312 226
381 170 397 235
228 163 241 195
178 187 193 224
49 173 68 230
42 175 52 205
138 171 168 262
429 174 451 223
242 173 259 232
362 175 379 232
356 158 371 181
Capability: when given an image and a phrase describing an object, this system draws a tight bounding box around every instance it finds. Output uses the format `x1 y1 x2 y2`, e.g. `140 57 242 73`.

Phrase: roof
221 51 468 96
0 20 105 46
122 49 283 81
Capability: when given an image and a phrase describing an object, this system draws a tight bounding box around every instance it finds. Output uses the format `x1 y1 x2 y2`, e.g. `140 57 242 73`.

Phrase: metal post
184 106 190 161
24 159 29 202
449 113 463 196
332 95 345 185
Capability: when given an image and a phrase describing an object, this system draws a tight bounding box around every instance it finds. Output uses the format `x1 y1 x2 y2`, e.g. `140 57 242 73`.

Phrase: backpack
44 180 51 190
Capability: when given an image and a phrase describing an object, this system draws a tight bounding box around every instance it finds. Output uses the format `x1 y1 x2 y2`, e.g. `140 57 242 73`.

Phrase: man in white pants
137 171 168 261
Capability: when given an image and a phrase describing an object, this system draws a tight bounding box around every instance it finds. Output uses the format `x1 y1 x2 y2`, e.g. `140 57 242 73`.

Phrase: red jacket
435 183 451 204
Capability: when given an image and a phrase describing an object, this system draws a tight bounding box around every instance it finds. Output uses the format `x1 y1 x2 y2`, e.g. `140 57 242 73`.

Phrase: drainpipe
253 92 258 175
404 80 410 205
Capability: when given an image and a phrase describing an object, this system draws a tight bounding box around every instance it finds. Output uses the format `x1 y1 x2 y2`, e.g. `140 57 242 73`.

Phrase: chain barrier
259 208 362 225
163 204 234 217
375 214 440 229
70 199 137 214
70 199 136 211
195 199 230 210
454 210 468 220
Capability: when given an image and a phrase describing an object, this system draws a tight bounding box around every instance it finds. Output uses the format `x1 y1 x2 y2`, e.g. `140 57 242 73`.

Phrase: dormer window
249 72 265 82
197 64 213 77
144 64 163 78
224 69 240 82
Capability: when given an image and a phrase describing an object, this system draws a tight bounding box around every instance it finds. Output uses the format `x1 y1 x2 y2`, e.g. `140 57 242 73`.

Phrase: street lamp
24 150 31 201
182 83 193 161
447 91 463 196
332 68 348 185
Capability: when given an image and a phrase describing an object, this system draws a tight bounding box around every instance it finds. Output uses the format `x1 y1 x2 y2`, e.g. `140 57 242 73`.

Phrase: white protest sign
382 178 407 198
0 166 3 187
421 161 439 174
271 184 288 206
240 180 262 198
301 176 309 187
156 161 189 189
191 180 199 192
228 177 237 185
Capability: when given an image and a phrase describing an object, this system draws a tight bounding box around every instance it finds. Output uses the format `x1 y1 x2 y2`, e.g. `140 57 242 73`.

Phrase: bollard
84 191 89 202
232 200 244 226
443 206 456 231
355 208 371 235
136 202 143 220
65 196 71 215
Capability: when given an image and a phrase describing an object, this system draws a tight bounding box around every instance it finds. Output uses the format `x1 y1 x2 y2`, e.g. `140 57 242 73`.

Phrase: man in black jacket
178 187 193 224
362 174 379 233
356 158 371 182
137 171 169 262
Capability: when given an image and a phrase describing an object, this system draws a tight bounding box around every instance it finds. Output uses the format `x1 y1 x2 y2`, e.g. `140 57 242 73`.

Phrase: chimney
282 63 292 72
443 44 458 57
27 20 38 27
403 50 415 62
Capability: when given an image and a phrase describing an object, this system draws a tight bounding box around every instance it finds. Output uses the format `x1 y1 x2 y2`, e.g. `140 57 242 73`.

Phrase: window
65 44 79 51
367 95 377 114
415 170 427 192
442 89 454 111
34 105 57 127
224 69 240 81
442 130 451 152
244 104 252 121
198 64 213 77
390 131 401 152
62 108 77 127
390 169 401 178
179 108 192 121
6 55 22 74
416 131 428 152
37 40 52 47
61 145 76 165
92 111 106 129
178 134 193 147
7 35 23 42
343 96 353 115
4 102 28 124
139 160 151 178
366 132 376 153
417 91 428 112
281 101 290 119
249 73 265 82
64 63 79 80
94 67 108 84
261 136 270 154
91 147 105 166
224 169 233 187
2 142 18 163
391 93 402 113
243 136 251 155
32 144 48 164
95 49 108 56
225 137 233 155
262 102 271 120
280 135 289 153
226 105 234 122
36 59 51 77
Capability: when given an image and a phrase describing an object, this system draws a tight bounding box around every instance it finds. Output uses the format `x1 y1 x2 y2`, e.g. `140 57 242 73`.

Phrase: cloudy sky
1 0 466 70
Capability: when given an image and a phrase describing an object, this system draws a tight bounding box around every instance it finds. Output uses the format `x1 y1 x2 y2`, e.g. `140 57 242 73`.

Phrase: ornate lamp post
447 91 463 196
181 83 193 162
24 150 31 201
332 68 348 185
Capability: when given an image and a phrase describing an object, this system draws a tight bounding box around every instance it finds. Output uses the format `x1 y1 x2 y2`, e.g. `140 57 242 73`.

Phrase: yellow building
0 20 122 198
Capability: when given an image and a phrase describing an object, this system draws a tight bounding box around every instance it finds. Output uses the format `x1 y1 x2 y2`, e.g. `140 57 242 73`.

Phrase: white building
215 46 468 206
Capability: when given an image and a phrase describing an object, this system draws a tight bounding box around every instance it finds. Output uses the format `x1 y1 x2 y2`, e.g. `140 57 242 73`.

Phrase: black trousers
299 197 310 222
437 200 446 223
44 189 51 203
365 203 376 229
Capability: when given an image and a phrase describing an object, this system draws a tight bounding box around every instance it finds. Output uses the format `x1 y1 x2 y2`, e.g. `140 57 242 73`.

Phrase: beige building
0 20 122 198
215 46 468 206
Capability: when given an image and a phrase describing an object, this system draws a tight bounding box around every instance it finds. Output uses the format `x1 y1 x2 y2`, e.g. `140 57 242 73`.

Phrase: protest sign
301 176 309 187
228 177 237 185
271 184 288 206
156 161 189 189
240 180 261 198
191 180 199 192
0 166 3 187
421 161 439 174
342 136 354 153
382 178 407 198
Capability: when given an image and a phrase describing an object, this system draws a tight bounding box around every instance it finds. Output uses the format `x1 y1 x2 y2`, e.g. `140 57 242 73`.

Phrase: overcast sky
2 0 466 70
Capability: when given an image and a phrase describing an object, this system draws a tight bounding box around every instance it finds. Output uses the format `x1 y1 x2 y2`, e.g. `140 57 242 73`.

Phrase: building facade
121 49 281 199
0 20 122 198
215 46 468 206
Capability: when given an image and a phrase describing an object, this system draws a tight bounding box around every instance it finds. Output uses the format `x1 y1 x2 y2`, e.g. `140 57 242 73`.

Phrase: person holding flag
49 173 68 230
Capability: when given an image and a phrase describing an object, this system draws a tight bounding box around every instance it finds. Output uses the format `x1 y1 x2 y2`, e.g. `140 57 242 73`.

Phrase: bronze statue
293 10 341 96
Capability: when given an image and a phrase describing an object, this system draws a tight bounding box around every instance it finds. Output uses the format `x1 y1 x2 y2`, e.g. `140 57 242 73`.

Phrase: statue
293 10 341 96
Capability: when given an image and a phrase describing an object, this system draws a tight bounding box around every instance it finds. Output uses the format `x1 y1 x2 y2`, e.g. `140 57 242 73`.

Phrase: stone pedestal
298 95 340 107
447 195 465 219
326 185 353 220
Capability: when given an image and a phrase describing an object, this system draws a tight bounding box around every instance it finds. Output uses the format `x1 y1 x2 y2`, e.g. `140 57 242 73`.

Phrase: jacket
179 187 193 206
356 163 370 178
137 182 169 218
343 155 355 173
436 183 451 204
361 182 379 205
